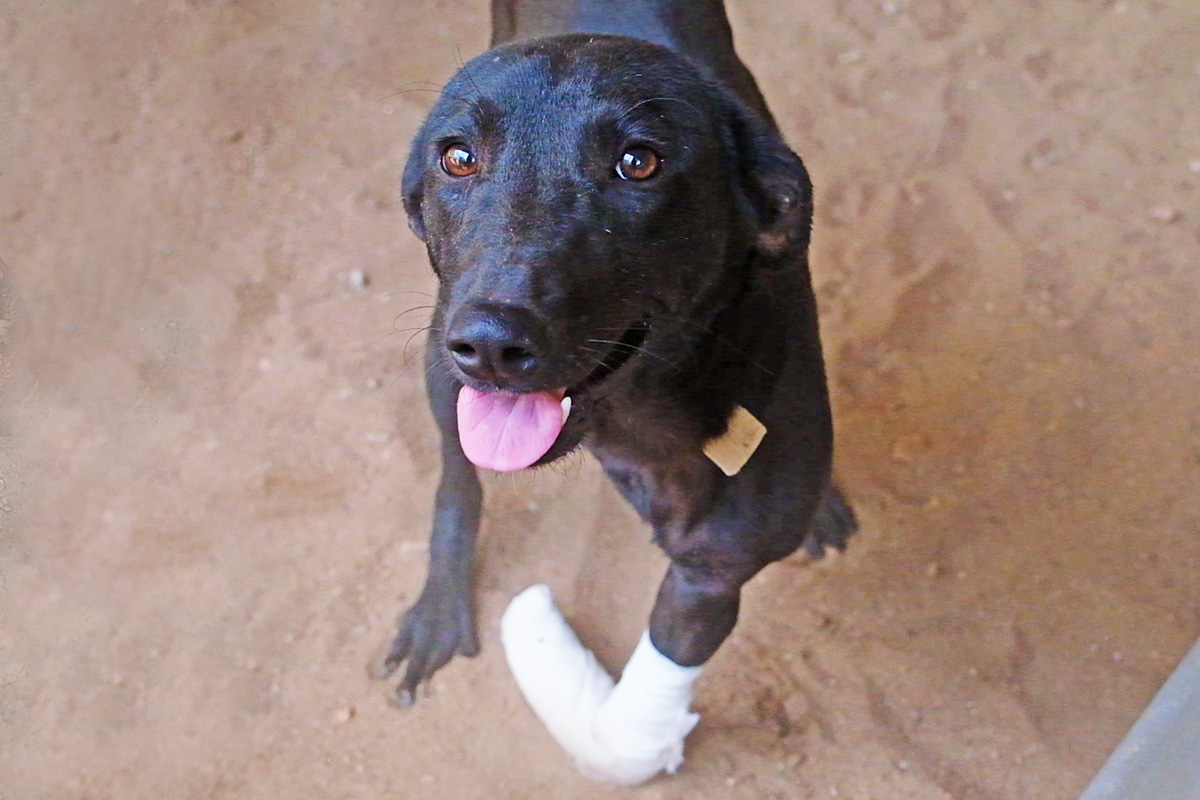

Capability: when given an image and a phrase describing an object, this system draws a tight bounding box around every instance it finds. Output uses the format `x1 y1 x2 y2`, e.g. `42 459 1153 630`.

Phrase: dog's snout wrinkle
446 303 550 385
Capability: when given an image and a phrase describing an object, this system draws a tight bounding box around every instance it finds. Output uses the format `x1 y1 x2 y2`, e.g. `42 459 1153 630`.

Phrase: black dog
378 0 854 780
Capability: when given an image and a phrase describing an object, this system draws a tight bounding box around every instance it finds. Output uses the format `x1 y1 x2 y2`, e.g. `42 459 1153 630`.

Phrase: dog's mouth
571 316 651 394
455 318 651 472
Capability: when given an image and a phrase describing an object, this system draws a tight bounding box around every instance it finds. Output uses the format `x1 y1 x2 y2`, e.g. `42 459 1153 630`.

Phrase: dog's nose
445 305 549 384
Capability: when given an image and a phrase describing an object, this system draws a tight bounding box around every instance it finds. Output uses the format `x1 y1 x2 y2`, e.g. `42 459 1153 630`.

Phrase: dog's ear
720 96 813 259
401 145 427 241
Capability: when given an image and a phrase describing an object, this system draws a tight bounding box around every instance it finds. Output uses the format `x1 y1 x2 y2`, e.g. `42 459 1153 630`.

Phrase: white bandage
500 585 701 785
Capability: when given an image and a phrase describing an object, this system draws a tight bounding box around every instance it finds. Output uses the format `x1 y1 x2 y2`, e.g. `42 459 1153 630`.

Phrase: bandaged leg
500 584 701 785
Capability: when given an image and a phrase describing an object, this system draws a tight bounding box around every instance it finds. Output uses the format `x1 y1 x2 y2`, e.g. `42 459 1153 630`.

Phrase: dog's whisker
611 300 778 377
368 327 425 349
383 77 486 114
392 305 435 324
586 338 677 369
383 79 447 93
367 321 441 357
423 355 458 388
573 353 611 373
575 343 619 370
379 86 481 109
615 95 707 127
382 289 438 300
379 325 437 337
576 344 612 362
403 327 437 364
455 44 483 97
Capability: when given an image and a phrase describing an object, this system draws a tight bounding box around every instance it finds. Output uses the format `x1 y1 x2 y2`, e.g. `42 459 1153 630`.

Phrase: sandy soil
2 1 1199 798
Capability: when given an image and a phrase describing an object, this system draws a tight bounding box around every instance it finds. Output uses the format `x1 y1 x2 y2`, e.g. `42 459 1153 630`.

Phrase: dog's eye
616 146 661 181
440 143 478 177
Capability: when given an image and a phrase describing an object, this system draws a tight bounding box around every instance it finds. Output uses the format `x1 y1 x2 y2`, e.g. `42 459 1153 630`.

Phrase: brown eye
616 146 661 181
440 142 478 177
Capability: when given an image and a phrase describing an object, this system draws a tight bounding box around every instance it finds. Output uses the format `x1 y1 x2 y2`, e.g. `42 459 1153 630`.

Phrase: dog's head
402 34 811 471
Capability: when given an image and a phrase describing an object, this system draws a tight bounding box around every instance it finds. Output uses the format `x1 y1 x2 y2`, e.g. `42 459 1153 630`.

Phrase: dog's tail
802 484 858 559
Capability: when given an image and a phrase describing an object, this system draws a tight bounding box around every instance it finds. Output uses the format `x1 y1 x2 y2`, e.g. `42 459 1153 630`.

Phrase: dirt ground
1 1 1199 798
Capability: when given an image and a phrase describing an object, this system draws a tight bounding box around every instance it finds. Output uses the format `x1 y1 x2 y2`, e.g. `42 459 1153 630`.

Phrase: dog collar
703 405 767 477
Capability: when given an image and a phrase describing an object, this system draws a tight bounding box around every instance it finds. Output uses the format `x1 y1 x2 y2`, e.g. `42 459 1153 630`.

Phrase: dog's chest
586 405 723 541
593 446 720 542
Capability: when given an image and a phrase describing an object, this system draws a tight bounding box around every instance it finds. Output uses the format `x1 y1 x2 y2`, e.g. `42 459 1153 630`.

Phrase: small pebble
890 440 914 463
926 562 942 578
348 269 370 290
1148 204 1181 223
334 705 356 723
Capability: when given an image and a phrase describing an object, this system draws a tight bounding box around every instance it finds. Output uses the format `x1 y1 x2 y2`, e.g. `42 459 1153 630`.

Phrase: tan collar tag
703 405 767 477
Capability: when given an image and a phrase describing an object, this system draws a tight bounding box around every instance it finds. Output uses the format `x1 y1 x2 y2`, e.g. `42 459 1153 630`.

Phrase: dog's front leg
647 555 758 666
378 351 482 704
499 539 766 783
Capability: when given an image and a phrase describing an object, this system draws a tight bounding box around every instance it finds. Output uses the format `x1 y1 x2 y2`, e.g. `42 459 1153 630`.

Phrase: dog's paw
375 583 479 705
501 586 700 785
803 484 858 558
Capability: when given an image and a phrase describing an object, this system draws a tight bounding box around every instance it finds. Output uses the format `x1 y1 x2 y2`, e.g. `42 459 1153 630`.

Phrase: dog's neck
690 251 790 423
490 0 772 120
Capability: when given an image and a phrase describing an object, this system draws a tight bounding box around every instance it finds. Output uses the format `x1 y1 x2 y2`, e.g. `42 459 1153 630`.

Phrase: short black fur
377 0 856 702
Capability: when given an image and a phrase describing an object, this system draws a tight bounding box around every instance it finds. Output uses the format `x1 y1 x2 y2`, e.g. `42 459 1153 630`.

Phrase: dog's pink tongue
457 386 565 472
